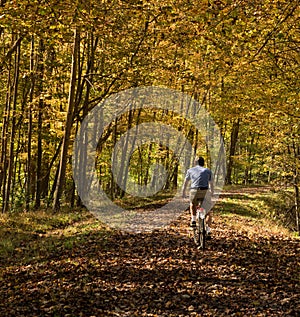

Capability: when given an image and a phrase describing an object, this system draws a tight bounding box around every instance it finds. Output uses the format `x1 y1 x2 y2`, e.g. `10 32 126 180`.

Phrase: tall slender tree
53 28 80 210
3 35 20 212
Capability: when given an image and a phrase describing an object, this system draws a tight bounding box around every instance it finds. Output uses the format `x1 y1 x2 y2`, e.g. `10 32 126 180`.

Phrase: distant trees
0 0 298 230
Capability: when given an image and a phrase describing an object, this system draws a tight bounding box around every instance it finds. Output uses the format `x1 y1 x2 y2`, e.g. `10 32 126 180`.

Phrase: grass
0 207 109 265
216 185 297 238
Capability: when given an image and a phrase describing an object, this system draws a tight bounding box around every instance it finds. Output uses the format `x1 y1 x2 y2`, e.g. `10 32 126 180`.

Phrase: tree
53 28 80 211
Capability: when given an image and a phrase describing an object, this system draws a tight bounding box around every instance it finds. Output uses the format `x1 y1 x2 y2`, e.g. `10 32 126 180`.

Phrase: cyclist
182 157 214 236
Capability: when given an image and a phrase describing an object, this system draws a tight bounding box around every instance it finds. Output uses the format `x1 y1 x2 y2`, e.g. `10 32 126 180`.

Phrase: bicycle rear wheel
193 226 198 246
198 218 206 250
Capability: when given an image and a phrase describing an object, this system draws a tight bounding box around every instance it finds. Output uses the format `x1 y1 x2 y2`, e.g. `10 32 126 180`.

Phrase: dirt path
1 189 299 316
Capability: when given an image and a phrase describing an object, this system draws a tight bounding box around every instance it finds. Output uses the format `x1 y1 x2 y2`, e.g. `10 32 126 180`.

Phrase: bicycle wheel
198 218 206 250
193 226 198 246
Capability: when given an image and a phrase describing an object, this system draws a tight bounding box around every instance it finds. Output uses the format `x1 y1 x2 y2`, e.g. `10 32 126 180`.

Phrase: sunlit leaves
0 0 299 210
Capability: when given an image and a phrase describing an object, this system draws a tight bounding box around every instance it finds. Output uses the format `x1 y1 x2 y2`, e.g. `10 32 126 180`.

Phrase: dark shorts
189 189 212 211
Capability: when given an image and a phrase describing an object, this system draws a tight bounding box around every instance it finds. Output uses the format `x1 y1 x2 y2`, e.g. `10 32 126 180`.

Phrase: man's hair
197 157 205 166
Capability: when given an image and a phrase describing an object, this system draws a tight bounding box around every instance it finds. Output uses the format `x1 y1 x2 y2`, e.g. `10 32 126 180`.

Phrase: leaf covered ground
0 187 299 316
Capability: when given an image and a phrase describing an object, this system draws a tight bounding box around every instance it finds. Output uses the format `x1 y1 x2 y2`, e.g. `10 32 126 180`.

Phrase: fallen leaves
0 189 299 316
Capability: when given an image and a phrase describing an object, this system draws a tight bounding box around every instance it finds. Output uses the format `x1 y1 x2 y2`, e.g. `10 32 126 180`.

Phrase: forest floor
0 186 299 316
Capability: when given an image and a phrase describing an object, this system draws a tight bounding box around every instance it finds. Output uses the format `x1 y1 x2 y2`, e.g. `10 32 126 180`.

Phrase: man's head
196 157 205 166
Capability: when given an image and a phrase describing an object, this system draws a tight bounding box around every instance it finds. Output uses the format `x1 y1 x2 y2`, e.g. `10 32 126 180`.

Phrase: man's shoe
206 232 212 240
190 221 196 228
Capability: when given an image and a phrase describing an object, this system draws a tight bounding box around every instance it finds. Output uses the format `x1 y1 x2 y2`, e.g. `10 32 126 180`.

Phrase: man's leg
189 189 197 227
205 211 212 240
206 211 212 232
190 202 197 225
200 190 212 234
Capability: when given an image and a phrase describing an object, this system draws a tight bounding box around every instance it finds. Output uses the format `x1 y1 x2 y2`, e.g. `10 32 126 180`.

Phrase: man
182 157 214 235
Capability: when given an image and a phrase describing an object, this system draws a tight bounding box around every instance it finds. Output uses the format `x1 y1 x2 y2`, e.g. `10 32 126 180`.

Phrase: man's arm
209 170 214 195
182 170 190 198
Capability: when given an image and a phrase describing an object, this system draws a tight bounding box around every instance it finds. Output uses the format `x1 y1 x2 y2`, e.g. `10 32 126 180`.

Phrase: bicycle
192 205 207 250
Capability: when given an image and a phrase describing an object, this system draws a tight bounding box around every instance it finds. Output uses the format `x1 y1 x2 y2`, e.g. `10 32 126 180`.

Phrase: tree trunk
34 39 45 209
53 28 80 211
0 43 12 211
25 36 35 211
244 133 256 185
74 32 98 207
117 108 134 198
110 118 118 200
226 118 240 185
295 181 299 235
292 139 299 235
3 37 20 213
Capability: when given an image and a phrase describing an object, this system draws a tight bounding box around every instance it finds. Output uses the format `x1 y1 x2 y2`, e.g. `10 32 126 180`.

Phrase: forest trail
0 187 299 316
